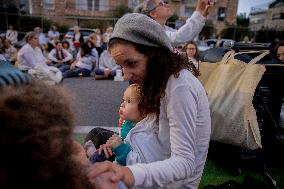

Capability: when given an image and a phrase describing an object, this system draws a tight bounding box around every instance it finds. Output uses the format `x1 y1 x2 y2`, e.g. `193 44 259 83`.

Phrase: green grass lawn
73 133 284 188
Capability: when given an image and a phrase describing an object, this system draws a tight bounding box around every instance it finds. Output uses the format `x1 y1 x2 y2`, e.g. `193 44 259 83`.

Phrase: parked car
205 38 235 48
195 39 212 52
64 27 96 42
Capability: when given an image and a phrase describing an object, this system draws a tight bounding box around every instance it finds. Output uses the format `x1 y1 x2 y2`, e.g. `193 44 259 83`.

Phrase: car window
196 40 208 46
66 31 74 36
81 31 94 37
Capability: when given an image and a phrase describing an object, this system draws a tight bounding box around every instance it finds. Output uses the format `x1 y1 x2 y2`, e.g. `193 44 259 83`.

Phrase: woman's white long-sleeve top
126 69 211 189
18 44 48 71
165 11 205 46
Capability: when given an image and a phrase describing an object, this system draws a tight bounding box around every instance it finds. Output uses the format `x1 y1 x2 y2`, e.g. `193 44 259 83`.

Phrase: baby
85 84 145 165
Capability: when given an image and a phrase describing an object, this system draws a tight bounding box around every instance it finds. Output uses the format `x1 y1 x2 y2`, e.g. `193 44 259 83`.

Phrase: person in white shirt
72 26 84 58
48 41 73 69
134 0 213 47
62 42 98 78
18 32 50 71
47 25 60 45
17 32 62 84
3 38 17 64
94 49 120 80
6 25 18 45
184 41 200 70
34 27 48 47
87 13 211 189
102 26 113 50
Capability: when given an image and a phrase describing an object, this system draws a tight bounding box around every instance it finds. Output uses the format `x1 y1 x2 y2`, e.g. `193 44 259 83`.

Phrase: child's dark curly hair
0 82 90 189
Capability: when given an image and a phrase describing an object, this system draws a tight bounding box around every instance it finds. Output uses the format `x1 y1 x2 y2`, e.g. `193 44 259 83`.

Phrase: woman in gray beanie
134 0 214 46
87 13 211 189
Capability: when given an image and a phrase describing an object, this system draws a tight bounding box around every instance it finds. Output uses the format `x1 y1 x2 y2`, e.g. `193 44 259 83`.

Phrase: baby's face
119 87 142 123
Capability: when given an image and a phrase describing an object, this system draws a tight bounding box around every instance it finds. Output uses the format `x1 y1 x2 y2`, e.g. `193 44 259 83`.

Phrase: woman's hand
87 161 135 188
196 0 214 18
89 171 120 189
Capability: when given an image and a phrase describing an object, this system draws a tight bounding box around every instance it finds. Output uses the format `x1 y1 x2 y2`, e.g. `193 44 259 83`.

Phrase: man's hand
196 0 214 18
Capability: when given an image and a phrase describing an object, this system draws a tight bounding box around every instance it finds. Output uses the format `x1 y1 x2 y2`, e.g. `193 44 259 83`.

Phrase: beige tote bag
198 50 269 150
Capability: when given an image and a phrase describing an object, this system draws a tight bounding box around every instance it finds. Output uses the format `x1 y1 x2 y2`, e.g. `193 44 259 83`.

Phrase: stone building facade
15 0 238 34
170 0 238 35
250 2 284 32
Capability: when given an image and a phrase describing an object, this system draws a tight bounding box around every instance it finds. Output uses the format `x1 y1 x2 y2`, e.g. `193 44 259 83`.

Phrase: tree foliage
220 14 250 41
200 20 214 39
269 0 284 8
255 29 284 42
110 5 132 18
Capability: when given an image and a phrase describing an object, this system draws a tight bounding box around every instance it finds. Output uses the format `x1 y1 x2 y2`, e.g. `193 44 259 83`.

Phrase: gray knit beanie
133 0 156 14
110 13 173 51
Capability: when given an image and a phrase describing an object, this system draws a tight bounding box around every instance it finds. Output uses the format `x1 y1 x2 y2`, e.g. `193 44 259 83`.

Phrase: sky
237 0 274 16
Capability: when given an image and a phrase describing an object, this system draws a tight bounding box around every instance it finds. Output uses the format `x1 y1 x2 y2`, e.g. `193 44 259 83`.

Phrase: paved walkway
62 77 128 127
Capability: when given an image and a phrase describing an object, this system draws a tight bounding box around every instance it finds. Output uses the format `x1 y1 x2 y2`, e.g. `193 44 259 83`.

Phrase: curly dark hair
0 82 90 189
109 39 198 119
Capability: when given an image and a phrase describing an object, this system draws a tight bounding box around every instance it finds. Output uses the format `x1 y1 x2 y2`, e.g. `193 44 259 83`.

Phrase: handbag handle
220 50 235 64
234 50 270 64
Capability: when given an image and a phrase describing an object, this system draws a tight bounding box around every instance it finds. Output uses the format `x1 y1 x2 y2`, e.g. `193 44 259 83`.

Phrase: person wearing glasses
134 0 214 46
18 32 62 84
184 41 200 70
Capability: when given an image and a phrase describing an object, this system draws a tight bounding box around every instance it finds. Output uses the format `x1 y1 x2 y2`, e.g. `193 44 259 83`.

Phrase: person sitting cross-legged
48 40 73 71
62 41 98 78
94 49 121 80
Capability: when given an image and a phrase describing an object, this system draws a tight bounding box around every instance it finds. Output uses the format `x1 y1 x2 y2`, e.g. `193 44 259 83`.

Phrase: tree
269 0 284 8
109 5 132 18
200 20 214 39
220 14 250 41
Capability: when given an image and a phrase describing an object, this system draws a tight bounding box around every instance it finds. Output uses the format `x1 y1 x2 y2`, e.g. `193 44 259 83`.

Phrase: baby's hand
98 144 113 158
107 134 122 149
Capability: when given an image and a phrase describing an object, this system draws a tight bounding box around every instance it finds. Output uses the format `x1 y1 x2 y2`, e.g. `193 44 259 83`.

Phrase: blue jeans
94 68 116 79
62 67 91 78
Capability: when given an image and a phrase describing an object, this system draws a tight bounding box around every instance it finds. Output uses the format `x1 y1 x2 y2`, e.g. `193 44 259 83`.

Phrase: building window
218 7 225 21
43 0 54 9
76 0 86 10
272 13 284 20
94 0 100 11
76 0 106 11
87 0 93 10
